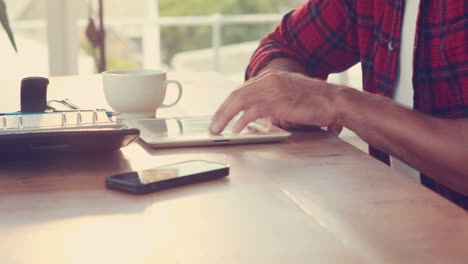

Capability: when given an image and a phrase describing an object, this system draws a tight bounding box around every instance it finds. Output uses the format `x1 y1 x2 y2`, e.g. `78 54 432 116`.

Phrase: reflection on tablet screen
137 116 267 138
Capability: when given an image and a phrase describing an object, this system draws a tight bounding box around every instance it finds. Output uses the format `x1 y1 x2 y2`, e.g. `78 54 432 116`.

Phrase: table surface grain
0 73 466 264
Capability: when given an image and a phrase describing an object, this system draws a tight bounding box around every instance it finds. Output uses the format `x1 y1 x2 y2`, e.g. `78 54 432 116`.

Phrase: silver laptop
123 116 291 148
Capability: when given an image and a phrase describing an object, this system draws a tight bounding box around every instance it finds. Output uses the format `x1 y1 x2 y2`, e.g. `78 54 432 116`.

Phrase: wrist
258 58 307 76
333 86 359 127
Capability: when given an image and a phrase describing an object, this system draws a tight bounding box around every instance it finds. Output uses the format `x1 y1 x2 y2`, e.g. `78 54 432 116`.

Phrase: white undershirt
391 0 421 182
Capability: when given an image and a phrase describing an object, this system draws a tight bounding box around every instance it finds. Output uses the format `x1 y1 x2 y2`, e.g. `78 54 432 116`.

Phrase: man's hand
209 68 468 195
269 119 343 135
209 70 346 135
271 118 320 131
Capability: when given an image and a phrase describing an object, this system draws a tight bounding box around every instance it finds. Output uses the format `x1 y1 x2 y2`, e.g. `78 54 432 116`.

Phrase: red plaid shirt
246 0 468 209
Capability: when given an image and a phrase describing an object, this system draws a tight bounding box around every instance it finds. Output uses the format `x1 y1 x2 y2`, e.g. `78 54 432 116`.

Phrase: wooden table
0 73 466 264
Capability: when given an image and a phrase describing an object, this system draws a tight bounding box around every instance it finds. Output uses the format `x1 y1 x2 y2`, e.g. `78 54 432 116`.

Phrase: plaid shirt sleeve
246 0 360 80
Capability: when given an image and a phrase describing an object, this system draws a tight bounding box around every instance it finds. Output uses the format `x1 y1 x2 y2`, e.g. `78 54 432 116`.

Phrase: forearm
336 88 468 194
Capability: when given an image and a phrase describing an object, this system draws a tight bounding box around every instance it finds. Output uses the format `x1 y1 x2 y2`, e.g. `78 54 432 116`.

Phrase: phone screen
113 160 228 185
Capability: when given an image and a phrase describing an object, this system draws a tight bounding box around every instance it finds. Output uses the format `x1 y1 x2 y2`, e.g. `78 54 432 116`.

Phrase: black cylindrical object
20 77 49 112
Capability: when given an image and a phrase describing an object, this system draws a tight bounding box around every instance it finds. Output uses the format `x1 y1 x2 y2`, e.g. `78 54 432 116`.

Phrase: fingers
327 124 343 136
209 92 245 134
209 90 252 134
272 118 322 131
232 103 272 133
209 70 341 134
271 117 282 128
272 118 295 130
209 77 269 134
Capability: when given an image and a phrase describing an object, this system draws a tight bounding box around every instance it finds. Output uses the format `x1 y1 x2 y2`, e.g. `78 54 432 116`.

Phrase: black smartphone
105 160 229 194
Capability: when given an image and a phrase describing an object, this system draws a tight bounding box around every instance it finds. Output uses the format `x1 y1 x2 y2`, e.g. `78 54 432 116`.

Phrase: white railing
11 13 349 85
12 14 282 73
101 14 284 72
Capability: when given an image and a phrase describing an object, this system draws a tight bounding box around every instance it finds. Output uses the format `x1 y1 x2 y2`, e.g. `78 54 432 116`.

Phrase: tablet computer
124 116 291 148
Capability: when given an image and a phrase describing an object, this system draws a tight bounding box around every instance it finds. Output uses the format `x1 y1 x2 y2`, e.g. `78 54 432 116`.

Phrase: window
2 0 48 79
2 0 362 91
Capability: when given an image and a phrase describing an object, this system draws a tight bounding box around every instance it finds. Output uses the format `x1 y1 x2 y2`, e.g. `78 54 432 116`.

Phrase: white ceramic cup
102 69 183 119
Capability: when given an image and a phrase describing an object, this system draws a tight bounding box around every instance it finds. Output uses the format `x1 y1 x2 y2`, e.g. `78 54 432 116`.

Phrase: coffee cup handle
160 80 183 108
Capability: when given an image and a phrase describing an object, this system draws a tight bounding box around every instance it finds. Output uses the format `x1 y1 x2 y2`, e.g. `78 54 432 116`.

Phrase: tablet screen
137 116 266 138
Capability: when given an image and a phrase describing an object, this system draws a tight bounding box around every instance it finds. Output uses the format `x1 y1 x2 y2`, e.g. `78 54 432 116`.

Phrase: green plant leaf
0 0 17 52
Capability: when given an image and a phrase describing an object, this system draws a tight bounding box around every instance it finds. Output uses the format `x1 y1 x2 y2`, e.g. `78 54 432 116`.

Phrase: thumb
327 124 343 136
